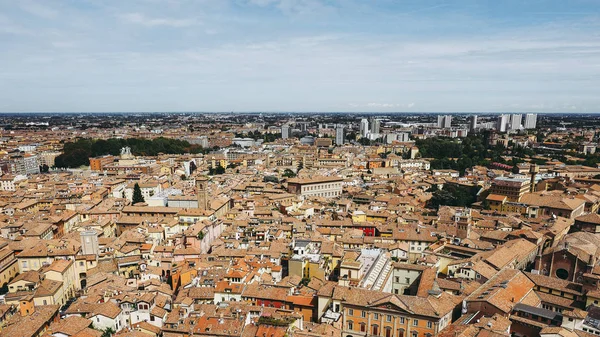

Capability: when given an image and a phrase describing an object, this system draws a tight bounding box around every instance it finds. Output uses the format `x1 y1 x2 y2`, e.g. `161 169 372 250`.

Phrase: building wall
341 305 444 337
391 268 423 295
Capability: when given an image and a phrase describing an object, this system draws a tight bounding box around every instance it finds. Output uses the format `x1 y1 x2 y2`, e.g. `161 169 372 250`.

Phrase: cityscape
0 112 598 337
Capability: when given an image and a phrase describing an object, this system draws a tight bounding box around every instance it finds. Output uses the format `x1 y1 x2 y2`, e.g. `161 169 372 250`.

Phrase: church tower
196 176 209 210
530 164 539 193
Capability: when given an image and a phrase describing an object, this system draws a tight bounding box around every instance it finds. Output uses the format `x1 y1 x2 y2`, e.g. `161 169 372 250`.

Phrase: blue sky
0 0 599 113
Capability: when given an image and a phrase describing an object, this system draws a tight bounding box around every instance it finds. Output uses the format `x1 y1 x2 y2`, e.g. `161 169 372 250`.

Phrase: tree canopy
55 137 206 168
132 183 145 204
426 183 479 209
416 132 509 175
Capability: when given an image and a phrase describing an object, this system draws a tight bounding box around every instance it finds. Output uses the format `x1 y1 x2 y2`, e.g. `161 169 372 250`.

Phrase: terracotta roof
576 213 600 225
466 269 535 313
0 305 60 337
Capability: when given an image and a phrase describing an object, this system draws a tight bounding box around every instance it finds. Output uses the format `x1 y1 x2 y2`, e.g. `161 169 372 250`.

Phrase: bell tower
196 176 209 210
530 164 539 193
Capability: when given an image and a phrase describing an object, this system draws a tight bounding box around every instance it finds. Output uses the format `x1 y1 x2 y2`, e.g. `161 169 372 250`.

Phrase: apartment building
287 176 344 198
318 284 459 337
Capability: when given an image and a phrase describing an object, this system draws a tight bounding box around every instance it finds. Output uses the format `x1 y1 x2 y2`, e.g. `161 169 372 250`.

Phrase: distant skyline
0 0 599 113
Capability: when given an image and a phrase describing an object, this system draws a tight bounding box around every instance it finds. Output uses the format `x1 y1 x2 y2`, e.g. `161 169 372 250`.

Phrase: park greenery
55 137 207 168
426 184 480 209
415 131 535 175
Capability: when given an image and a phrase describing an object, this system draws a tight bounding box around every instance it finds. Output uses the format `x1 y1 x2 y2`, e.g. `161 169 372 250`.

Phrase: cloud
119 12 197 27
0 21 35 36
246 0 336 15
19 0 59 19
1 0 600 112
350 103 416 109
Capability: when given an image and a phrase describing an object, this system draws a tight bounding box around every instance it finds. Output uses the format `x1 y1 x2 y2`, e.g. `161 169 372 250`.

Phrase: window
372 325 379 335
400 317 405 324
347 321 353 330
374 313 379 320
360 323 366 332
150 315 155 321
427 321 433 329
556 268 569 280
413 319 419 326
387 315 392 322
361 311 366 318
348 309 354 316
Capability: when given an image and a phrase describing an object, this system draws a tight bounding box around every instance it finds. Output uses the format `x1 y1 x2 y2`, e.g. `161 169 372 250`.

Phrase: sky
0 0 599 113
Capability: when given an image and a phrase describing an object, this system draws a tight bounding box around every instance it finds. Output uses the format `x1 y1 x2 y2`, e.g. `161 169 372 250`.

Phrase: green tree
358 138 371 146
101 328 115 337
132 183 145 204
282 169 296 178
427 184 479 209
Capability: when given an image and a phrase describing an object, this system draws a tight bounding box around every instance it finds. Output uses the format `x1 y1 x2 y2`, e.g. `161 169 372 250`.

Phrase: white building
510 114 522 131
125 182 162 202
437 115 452 128
232 138 256 148
281 124 290 139
18 144 37 152
496 114 510 132
87 304 125 332
469 115 477 132
370 118 381 134
287 176 344 198
335 125 345 145
359 119 369 137
0 175 19 191
524 113 538 129
397 159 431 171
23 154 40 175
199 135 209 148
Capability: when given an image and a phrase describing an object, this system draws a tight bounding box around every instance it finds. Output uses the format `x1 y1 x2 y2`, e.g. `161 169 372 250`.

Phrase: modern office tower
469 115 478 132
510 114 522 131
370 118 381 134
524 114 538 129
335 125 345 145
437 115 452 128
281 124 290 139
497 114 509 132
360 118 369 137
